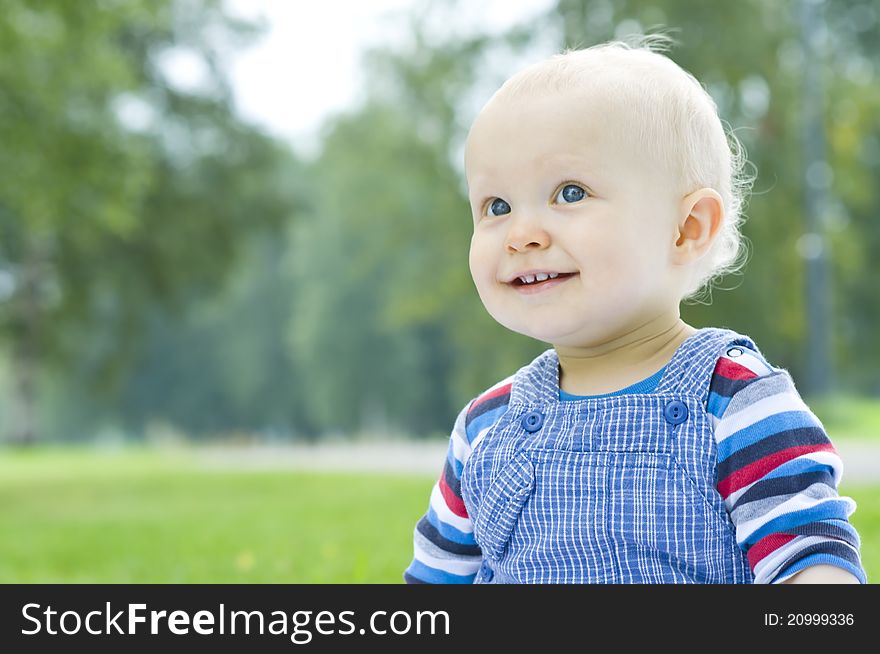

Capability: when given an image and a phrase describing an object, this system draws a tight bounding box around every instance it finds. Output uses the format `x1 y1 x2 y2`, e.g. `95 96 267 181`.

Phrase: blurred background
0 0 877 583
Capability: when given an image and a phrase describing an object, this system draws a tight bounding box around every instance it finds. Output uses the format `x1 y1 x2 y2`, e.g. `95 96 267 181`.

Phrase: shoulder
444 376 514 474
707 343 780 419
454 348 552 449
461 375 515 446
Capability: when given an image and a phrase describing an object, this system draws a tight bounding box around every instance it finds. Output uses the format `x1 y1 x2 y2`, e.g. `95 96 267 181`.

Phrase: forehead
464 90 638 188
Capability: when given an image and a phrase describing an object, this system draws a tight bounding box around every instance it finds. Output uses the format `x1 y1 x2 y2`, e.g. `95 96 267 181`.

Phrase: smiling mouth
511 272 578 287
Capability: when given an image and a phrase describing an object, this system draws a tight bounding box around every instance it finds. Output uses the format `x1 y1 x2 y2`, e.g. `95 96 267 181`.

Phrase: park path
196 440 449 476
195 439 880 484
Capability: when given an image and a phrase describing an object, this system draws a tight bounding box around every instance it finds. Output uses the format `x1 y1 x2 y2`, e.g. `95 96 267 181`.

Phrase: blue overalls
460 327 756 583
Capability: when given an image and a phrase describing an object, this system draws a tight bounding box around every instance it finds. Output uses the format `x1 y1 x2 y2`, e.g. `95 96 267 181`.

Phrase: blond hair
493 34 754 302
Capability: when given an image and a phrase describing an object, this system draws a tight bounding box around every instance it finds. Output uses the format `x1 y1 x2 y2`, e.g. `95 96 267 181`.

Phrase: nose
504 212 550 253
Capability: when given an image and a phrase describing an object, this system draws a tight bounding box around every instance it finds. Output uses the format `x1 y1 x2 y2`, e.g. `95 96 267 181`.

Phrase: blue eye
555 184 587 204
487 198 511 217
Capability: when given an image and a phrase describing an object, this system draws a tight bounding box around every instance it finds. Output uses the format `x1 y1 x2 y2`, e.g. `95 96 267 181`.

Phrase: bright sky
224 0 556 150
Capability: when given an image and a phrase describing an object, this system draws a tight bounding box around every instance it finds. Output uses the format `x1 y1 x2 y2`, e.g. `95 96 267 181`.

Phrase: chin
493 315 572 345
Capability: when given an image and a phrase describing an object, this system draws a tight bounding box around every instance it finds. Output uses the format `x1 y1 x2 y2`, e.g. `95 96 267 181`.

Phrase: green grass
0 446 877 583
0 447 433 583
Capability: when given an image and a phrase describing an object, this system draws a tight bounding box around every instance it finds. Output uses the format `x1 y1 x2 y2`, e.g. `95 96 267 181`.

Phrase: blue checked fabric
460 327 757 583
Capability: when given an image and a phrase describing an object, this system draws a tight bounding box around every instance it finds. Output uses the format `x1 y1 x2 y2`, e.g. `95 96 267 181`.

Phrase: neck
554 313 696 396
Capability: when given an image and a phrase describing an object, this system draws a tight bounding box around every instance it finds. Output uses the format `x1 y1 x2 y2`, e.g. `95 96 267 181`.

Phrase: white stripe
723 349 773 377
715 390 812 444
450 425 471 469
723 450 845 508
413 547 481 577
752 535 827 583
429 483 474 533
736 491 855 545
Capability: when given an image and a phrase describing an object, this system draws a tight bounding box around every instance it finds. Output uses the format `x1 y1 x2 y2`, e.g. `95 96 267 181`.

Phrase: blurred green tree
0 0 299 443
8 0 877 442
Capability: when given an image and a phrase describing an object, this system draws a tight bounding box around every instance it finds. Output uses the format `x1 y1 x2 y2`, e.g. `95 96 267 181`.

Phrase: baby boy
405 37 865 584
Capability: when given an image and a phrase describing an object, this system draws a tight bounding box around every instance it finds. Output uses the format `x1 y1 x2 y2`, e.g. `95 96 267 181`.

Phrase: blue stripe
426 505 477 546
774 553 866 584
465 392 510 430
465 404 509 444
405 558 476 584
446 440 463 478
717 410 825 462
760 456 836 482
743 500 855 547
777 538 863 572
707 390 732 418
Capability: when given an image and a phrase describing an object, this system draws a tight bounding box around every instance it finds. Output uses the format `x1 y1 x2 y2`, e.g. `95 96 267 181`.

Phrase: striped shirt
404 345 866 584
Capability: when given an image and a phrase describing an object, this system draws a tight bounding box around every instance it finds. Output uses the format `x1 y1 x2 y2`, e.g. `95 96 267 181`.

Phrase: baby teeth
518 272 561 284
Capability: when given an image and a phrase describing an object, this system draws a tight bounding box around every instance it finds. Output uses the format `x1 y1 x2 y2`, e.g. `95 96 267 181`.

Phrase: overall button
663 400 689 425
480 561 494 582
521 410 544 432
727 347 744 357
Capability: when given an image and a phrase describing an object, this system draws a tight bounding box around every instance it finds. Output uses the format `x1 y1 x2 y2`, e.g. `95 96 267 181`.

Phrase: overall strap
508 348 558 407
653 327 759 402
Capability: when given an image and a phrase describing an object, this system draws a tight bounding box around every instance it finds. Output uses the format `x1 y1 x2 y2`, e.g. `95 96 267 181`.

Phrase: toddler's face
465 90 685 347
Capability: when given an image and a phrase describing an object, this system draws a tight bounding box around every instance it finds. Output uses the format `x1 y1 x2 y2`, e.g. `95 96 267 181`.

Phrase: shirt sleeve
403 400 482 584
707 345 867 584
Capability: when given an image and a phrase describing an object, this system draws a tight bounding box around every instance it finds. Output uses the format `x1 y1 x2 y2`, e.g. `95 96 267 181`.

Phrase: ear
672 188 725 265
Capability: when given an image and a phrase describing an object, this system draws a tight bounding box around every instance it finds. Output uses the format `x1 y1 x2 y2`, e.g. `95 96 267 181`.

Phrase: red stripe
717 443 837 498
714 357 759 381
469 383 512 414
748 533 797 570
438 471 469 519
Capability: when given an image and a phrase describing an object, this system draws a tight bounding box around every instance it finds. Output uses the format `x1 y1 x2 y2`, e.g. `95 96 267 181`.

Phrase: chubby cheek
468 234 495 289
469 238 515 322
